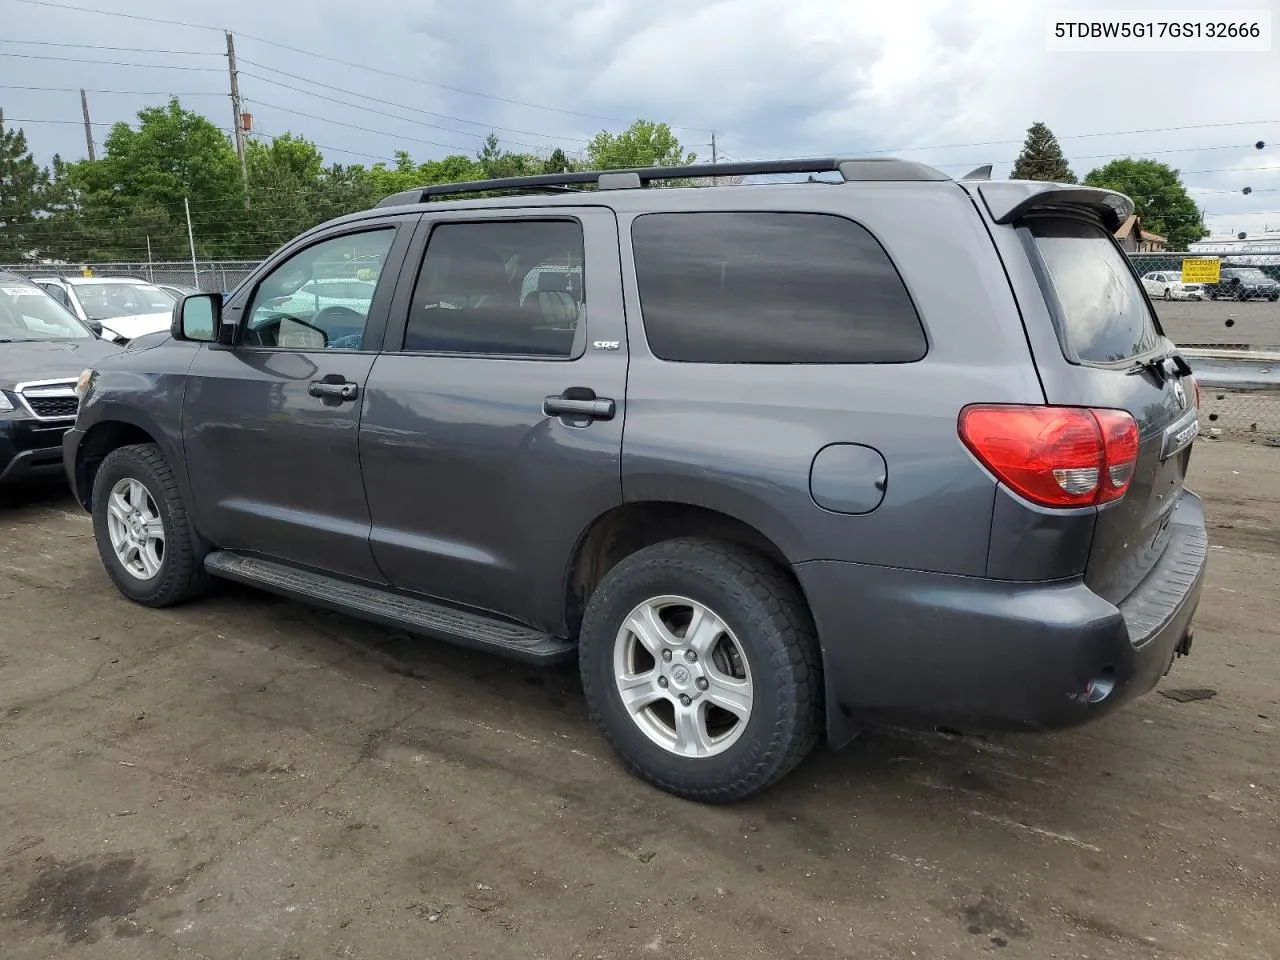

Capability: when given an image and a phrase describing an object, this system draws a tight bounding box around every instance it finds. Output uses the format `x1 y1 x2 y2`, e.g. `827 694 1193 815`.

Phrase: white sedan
1141 271 1204 301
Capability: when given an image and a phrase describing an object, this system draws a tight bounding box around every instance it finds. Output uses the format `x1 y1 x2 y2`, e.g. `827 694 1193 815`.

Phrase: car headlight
75 368 94 398
0 391 13 412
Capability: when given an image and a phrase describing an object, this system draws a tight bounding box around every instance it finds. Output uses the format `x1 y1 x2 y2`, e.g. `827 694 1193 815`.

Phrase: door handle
309 379 359 402
543 393 615 421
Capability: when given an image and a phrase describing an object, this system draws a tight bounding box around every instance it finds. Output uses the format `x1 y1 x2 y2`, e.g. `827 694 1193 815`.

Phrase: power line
248 99 479 153
0 51 223 71
10 0 629 124
10 0 224 31
0 84 225 96
238 69 592 145
0 38 218 56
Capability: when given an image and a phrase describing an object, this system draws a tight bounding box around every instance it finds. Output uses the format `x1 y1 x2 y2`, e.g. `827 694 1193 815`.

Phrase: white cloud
2 0 1278 233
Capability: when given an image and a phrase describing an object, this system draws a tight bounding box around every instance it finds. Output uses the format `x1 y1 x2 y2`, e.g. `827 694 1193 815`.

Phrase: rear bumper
0 419 76 485
798 491 1207 747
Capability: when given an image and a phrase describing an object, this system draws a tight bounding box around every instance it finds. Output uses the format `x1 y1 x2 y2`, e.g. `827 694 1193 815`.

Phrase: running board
203 552 576 664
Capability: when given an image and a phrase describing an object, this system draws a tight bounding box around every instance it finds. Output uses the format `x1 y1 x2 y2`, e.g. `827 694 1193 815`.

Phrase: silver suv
64 158 1207 802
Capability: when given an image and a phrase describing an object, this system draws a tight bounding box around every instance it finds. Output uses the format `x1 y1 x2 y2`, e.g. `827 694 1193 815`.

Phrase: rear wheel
91 443 209 607
1163 287 1173 301
579 538 821 803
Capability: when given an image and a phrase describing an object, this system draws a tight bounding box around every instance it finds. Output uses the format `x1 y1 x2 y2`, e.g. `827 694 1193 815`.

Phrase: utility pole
710 131 719 186
226 31 249 207
184 197 199 287
80 89 96 161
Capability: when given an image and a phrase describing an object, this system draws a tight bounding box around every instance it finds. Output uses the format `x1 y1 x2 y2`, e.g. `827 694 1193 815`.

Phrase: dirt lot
1 440 1278 960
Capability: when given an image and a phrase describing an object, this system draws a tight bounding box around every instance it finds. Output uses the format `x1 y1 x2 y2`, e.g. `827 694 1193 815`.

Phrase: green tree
71 98 246 259
1011 122 1076 183
586 120 695 169
1083 158 1204 251
0 111 51 262
243 133 327 250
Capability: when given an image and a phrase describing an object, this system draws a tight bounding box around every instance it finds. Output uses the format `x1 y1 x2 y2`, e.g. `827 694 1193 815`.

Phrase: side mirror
87 320 104 337
172 293 222 343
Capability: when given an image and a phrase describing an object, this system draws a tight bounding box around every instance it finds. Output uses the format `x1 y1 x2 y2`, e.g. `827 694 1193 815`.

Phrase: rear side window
1025 219 1160 364
630 212 926 364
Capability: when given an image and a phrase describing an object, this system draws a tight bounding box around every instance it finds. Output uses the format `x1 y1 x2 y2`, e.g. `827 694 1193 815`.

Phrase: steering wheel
312 306 365 350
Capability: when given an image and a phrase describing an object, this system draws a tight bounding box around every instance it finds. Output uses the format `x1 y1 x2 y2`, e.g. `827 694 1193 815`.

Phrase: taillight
958 405 1139 508
1189 375 1201 409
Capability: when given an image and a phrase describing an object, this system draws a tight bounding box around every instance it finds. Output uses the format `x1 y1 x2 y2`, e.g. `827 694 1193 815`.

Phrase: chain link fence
1 261 261 294
2 256 1277 444
1127 251 1280 300
1188 351 1280 445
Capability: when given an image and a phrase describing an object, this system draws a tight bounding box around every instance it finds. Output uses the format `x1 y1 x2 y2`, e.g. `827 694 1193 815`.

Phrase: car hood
97 312 173 342
0 337 123 388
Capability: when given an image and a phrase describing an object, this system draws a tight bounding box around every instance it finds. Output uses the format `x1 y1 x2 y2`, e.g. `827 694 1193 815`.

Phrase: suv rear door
976 185 1198 603
358 206 627 633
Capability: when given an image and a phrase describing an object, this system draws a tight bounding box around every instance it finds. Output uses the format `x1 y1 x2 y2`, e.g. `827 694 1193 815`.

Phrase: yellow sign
1182 258 1220 284
81 267 93 277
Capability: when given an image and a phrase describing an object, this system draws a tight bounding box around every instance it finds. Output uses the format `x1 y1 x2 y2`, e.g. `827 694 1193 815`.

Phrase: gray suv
63 158 1207 802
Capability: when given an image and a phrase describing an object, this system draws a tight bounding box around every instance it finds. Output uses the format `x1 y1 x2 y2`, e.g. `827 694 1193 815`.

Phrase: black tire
1270 294 1278 302
579 538 821 803
91 443 210 607
1163 287 1173 301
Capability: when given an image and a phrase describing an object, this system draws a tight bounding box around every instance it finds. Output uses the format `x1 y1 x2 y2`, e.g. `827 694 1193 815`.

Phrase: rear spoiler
967 181 1135 232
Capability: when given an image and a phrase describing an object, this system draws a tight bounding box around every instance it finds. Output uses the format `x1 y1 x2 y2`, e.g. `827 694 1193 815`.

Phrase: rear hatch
1013 214 1198 603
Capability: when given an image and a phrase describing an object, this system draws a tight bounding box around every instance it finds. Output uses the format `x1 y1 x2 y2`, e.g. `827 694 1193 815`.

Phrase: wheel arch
73 417 176 511
562 499 806 638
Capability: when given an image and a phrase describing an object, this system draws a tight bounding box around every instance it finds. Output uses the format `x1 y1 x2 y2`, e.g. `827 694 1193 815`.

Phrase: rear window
1025 219 1161 364
630 212 926 364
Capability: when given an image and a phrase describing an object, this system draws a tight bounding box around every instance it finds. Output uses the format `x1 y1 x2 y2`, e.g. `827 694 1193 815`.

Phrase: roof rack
374 156 950 208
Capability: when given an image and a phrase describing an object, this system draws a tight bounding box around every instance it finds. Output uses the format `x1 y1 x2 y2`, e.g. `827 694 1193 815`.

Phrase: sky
2 0 1278 238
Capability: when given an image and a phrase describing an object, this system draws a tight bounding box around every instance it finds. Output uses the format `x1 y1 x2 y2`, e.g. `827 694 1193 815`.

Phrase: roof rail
374 156 950 207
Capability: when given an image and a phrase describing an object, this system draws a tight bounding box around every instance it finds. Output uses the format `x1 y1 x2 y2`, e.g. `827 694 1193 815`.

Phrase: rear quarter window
630 211 927 364
1024 219 1161 364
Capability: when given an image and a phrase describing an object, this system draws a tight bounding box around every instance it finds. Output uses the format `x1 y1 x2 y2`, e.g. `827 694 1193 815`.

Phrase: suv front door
182 218 416 581
359 208 627 632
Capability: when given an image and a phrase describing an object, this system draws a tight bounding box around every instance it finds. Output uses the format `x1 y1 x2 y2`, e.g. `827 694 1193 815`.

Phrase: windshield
1227 268 1268 280
0 282 93 341
74 281 174 319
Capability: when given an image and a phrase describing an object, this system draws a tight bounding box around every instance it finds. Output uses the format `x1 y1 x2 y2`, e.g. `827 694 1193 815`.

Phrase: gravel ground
1 440 1278 960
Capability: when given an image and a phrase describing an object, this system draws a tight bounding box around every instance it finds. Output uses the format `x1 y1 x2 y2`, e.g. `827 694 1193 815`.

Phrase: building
1114 215 1166 252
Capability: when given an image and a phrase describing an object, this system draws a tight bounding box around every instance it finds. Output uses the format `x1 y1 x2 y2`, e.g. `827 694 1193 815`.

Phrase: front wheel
1163 287 1173 301
91 443 210 607
579 538 821 803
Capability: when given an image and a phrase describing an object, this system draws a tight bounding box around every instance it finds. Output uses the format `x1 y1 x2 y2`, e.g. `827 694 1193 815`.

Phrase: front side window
244 229 395 350
73 281 174 319
403 219 585 358
1025 219 1161 364
0 281 93 341
630 212 927 364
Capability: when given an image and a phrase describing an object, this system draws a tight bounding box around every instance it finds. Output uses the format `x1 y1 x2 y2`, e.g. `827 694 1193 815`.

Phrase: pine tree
0 111 52 262
1011 122 1076 183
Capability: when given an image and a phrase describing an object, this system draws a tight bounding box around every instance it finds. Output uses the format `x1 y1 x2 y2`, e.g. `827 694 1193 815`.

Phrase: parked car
64 161 1206 802
1204 267 1280 301
155 282 203 302
0 272 121 487
1140 271 1203 301
29 275 177 343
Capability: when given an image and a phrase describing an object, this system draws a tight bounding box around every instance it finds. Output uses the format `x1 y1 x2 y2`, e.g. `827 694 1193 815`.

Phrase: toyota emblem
1172 380 1187 410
